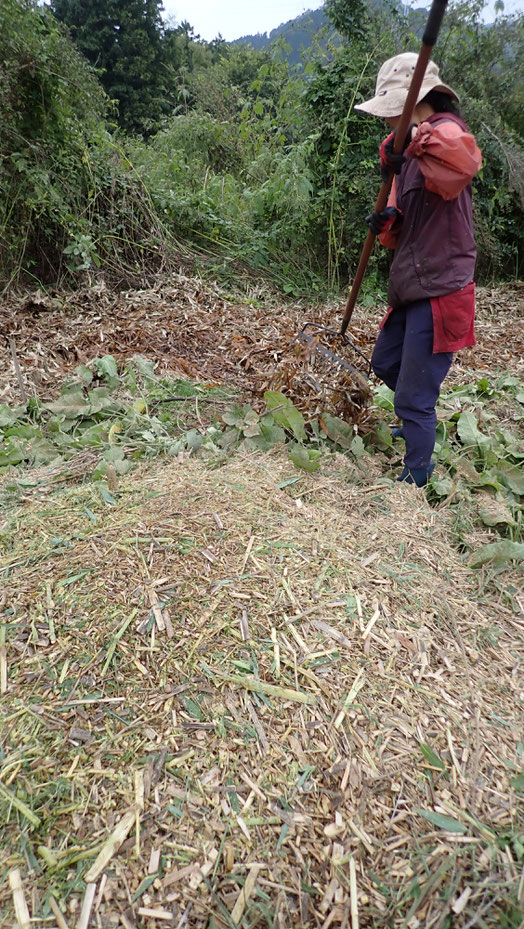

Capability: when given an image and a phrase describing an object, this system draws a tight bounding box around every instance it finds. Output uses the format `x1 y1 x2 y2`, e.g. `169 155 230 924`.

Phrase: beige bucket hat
355 52 459 118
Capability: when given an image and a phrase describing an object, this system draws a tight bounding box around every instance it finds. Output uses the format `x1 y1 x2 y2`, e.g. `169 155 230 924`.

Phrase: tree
51 0 168 134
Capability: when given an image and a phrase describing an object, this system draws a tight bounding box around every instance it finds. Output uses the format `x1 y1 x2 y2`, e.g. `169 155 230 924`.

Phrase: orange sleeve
406 120 482 200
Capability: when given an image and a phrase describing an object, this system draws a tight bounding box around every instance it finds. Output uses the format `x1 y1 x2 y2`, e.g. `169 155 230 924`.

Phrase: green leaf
368 420 392 451
374 384 394 411
74 365 93 385
259 414 286 446
131 874 158 902
416 810 467 834
0 439 26 467
46 389 90 418
185 429 203 451
496 374 520 390
184 697 204 720
468 541 524 568
320 413 352 449
222 403 244 428
420 743 446 771
477 498 516 527
98 485 117 505
289 443 321 472
264 391 306 441
430 475 454 497
94 354 119 386
510 774 524 793
0 404 25 428
130 356 157 382
350 435 366 458
456 411 490 450
497 463 524 496
277 477 301 489
87 387 120 415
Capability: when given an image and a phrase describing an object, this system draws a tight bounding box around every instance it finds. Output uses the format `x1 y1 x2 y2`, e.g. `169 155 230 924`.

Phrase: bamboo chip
100 610 137 676
349 857 359 929
0 623 7 694
134 771 144 846
271 627 280 677
230 864 262 924
84 810 136 883
94 875 107 912
0 781 40 828
240 609 250 641
137 909 173 922
209 668 317 705
147 588 165 632
163 608 174 638
8 869 30 929
334 669 366 729
48 895 71 929
452 886 473 914
240 535 255 574
76 883 96 929
246 697 268 755
361 605 380 640
311 619 352 649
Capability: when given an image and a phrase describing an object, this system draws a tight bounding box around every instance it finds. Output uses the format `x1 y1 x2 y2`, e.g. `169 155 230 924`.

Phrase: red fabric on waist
379 282 476 353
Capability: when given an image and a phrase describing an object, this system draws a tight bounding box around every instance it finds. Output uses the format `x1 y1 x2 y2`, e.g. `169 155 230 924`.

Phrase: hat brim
354 80 459 118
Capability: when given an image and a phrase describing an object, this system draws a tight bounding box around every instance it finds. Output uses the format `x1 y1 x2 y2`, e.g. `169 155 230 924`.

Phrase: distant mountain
236 8 330 66
235 3 431 67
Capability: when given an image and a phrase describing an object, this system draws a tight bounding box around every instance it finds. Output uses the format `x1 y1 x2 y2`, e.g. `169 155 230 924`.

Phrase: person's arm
405 120 482 200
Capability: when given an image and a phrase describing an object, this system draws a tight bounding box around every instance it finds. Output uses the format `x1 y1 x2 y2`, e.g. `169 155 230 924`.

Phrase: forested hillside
1 0 523 293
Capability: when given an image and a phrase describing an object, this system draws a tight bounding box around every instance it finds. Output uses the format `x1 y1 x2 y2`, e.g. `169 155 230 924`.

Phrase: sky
160 0 523 42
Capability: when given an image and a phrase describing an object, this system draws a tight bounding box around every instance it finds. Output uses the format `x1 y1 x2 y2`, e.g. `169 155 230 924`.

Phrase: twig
9 337 27 403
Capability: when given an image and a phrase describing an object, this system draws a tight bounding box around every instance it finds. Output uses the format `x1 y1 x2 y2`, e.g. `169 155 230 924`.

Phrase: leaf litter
0 273 523 927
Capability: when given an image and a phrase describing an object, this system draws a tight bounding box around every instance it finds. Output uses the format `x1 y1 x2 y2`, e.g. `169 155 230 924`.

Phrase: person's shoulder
428 112 470 135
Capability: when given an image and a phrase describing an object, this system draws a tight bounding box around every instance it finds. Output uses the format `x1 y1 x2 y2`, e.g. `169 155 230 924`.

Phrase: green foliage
1 0 523 290
431 6 524 277
0 0 107 282
382 373 524 540
51 0 168 134
0 0 179 285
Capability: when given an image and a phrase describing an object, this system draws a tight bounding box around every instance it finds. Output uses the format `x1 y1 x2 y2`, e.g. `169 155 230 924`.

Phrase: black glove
365 206 400 236
380 124 417 182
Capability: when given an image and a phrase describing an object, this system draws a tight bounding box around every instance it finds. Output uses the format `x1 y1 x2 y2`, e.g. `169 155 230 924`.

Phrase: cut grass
1 447 522 927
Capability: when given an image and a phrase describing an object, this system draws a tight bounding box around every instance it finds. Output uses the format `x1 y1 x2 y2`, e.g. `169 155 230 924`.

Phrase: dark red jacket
388 112 478 309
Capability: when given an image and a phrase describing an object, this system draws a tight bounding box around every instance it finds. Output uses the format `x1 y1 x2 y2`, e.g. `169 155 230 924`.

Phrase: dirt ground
0 276 523 929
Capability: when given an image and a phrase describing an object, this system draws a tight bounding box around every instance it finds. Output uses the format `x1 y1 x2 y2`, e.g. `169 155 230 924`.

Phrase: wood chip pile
1 449 522 928
2 276 522 414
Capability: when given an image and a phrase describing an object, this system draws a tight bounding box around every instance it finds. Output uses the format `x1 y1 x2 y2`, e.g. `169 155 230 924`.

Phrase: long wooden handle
340 0 448 335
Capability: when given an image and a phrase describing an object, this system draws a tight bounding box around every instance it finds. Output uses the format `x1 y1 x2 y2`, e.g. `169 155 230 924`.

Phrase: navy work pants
371 299 453 469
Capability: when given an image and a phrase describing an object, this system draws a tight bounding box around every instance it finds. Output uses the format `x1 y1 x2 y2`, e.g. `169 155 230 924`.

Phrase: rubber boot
396 462 435 487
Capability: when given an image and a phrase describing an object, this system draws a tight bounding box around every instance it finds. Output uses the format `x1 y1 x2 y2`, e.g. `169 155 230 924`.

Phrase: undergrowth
1 356 523 569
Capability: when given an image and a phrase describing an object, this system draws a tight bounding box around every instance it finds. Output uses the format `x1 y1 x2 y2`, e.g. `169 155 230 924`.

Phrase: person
355 52 482 486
